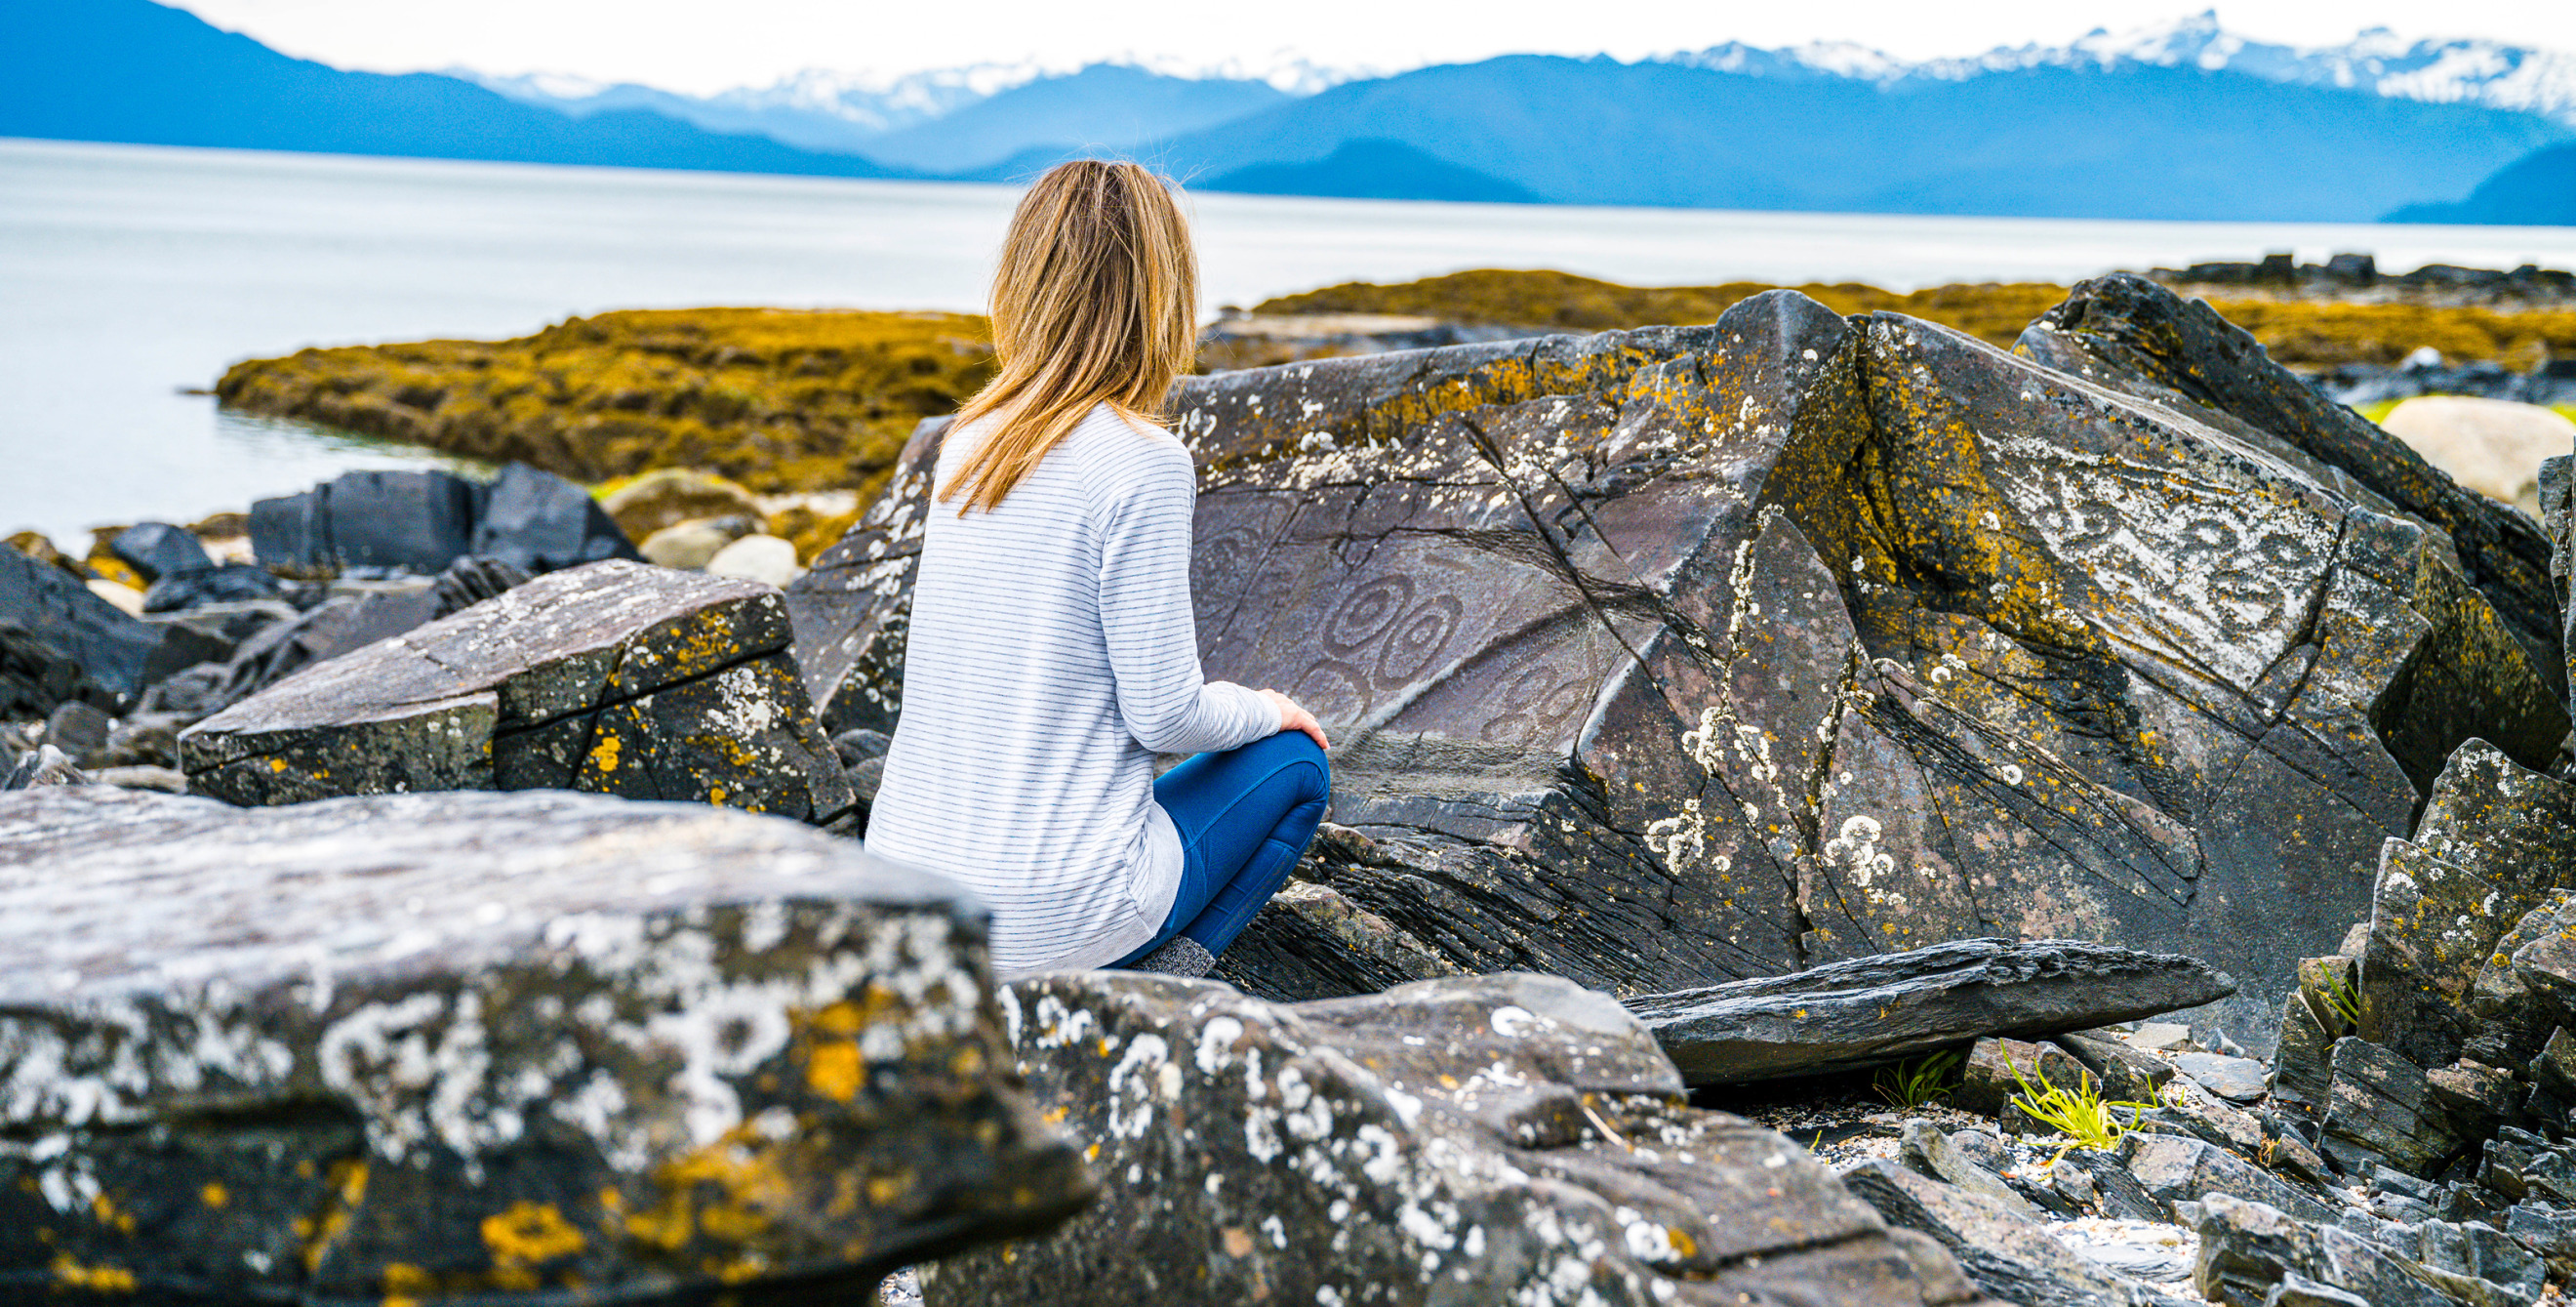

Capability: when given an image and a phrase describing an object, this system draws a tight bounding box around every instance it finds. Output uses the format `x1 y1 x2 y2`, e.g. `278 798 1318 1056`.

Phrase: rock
88 763 184 792
2020 273 2567 706
0 785 1088 1303
1210 878 1472 1003
1843 1160 2166 1306
107 521 213 584
2543 456 2570 724
2175 1052 2273 1103
640 514 759 569
601 468 767 542
2124 1133 2339 1223
82 578 144 616
2129 1023 2195 1053
1901 1119 2046 1219
141 561 286 613
792 290 2565 1048
3 543 163 714
705 533 801 587
252 469 480 574
921 971 1995 1307
2358 741 2576 1069
1955 1035 2092 1117
431 555 533 617
42 700 112 764
467 462 640 574
2380 396 2575 518
2060 1030 2181 1100
1626 937 2234 1084
2321 1037 2465 1177
5 530 88 580
99 715 181 769
181 559 855 826
1 745 88 790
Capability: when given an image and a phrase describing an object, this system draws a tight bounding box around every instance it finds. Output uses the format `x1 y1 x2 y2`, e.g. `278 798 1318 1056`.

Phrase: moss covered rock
216 308 996 500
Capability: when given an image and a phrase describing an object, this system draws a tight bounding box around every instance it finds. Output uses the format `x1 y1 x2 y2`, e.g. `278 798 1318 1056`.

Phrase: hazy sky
174 1 2576 96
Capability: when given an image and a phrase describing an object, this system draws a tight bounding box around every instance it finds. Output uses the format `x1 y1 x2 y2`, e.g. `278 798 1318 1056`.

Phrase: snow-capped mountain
457 54 1357 158
1673 12 2576 125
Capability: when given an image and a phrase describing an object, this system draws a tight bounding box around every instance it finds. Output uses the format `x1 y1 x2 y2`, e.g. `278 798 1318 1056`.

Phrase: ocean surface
8 135 2576 547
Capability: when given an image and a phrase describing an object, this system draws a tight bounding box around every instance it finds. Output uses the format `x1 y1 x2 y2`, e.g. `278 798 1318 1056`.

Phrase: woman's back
866 403 1273 973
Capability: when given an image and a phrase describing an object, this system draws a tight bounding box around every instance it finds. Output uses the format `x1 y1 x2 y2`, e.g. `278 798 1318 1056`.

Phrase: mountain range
5 0 2569 224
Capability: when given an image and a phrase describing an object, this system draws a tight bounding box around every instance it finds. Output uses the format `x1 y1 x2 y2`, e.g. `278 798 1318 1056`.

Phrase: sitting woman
865 160 1331 978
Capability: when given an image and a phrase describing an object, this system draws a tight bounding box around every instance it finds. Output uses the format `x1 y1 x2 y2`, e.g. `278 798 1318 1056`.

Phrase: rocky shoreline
4 270 2575 1304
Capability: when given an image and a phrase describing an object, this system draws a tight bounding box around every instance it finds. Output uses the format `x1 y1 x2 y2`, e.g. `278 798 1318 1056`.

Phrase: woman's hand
1257 688 1331 752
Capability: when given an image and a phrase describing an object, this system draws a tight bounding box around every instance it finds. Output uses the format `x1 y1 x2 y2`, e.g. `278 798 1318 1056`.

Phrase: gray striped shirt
865 403 1278 974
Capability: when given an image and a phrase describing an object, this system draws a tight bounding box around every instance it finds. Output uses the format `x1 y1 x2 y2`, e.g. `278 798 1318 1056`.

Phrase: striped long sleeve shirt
865 403 1280 974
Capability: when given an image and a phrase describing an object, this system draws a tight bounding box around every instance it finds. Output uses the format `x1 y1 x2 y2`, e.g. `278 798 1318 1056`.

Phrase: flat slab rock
1624 937 2235 1084
181 558 854 825
923 971 1999 1307
0 786 1086 1304
792 280 2566 1050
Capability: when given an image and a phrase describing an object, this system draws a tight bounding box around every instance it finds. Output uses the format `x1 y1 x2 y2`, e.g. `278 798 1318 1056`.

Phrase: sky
172 0 2576 97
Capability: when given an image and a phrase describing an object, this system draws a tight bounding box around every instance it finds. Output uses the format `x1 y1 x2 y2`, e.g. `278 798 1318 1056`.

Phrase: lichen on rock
0 786 1088 1303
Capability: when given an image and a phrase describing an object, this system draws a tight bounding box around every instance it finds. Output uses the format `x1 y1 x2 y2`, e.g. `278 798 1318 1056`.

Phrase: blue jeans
1112 731 1330 964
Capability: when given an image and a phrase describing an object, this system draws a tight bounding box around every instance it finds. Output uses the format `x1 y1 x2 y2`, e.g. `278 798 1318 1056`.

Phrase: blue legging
1112 731 1330 965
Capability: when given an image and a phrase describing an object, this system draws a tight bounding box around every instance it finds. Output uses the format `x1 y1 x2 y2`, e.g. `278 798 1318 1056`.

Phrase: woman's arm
1096 443 1286 756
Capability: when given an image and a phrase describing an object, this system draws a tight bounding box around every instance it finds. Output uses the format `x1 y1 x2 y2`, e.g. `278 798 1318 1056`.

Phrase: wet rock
602 468 767 542
2020 273 2566 704
253 469 480 574
2176 1052 2273 1103
107 521 212 584
2124 1133 2338 1223
1844 1159 2171 1306
640 514 758 570
923 971 1995 1307
2359 741 2576 1069
467 462 640 574
0 785 1088 1304
181 560 855 825
1626 937 2234 1085
431 555 534 618
792 290 2563 1048
141 561 286 613
2321 1037 2465 1177
1 542 161 712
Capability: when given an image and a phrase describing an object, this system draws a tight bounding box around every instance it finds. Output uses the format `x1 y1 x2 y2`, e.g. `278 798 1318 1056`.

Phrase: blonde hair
940 160 1199 513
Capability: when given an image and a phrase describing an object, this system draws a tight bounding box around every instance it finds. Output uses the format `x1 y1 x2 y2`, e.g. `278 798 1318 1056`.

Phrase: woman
865 160 1332 979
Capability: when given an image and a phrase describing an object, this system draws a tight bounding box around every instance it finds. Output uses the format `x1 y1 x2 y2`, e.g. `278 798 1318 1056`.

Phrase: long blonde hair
940 160 1199 512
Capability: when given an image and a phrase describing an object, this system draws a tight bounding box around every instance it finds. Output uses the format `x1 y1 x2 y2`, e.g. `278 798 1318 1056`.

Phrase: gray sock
1130 935 1215 978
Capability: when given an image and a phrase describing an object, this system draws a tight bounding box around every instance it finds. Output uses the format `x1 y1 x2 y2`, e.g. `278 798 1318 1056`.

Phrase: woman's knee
1264 730 1329 799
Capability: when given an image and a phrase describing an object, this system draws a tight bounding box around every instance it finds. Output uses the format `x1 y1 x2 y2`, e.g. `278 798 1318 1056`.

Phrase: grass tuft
2004 1054 2157 1165
1873 1051 1962 1111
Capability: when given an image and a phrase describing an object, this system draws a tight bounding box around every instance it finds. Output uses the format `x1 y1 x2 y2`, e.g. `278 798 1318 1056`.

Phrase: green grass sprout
2004 1054 2157 1165
1874 1050 1962 1111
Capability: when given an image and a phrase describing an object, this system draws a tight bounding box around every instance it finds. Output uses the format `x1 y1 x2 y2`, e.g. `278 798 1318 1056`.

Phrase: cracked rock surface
788 280 2566 1049
183 559 854 826
0 786 1087 1304
922 971 1998 1307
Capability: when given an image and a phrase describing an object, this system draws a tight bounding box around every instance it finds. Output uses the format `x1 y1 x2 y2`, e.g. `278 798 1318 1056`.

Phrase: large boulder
0 786 1088 1304
182 560 855 825
789 290 2566 1049
252 465 639 578
466 462 643 574
1627 937 2234 1083
2019 273 2566 705
1 542 163 713
924 971 1994 1306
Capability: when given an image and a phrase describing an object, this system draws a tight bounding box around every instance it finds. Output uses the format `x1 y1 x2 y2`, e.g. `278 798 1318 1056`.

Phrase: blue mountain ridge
7 0 2572 223
0 0 909 179
2388 143 2576 225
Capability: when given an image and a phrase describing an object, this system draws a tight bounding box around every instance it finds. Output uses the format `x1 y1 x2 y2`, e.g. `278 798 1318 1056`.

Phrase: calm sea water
8 135 2576 547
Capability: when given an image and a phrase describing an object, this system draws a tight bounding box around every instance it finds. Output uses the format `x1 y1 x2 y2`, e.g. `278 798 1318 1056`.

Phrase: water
9 135 2576 547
